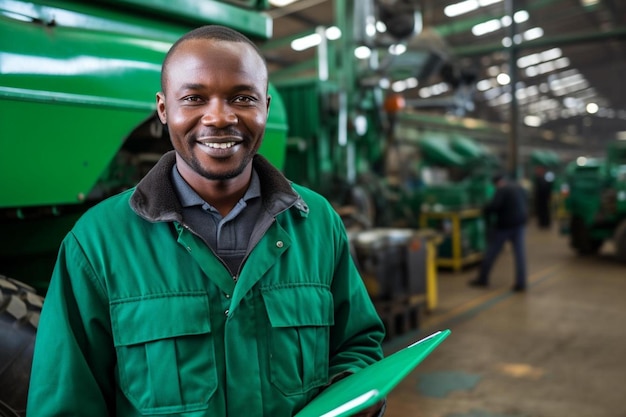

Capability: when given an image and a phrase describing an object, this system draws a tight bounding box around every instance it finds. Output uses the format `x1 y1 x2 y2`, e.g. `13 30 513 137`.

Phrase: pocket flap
111 293 210 346
262 284 334 327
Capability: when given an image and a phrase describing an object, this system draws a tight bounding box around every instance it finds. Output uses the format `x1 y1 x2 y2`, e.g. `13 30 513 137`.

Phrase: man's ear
266 95 272 117
156 92 167 124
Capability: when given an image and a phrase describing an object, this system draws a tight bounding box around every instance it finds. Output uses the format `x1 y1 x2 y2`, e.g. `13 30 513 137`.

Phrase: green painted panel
0 99 150 207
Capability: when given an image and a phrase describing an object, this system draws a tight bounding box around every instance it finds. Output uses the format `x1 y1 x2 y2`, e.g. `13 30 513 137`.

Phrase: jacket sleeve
27 233 115 417
327 212 386 378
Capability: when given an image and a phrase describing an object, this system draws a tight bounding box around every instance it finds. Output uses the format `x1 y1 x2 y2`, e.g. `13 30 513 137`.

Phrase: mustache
194 127 244 140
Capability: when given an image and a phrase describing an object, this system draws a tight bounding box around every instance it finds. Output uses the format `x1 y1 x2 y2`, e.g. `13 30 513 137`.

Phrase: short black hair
160 25 267 91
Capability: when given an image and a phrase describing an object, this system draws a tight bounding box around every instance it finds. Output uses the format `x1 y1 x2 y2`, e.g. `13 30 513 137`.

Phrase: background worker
469 173 529 292
27 25 386 417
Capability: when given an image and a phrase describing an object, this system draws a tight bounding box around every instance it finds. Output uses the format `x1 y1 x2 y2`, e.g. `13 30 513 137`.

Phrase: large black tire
570 216 603 255
0 276 43 417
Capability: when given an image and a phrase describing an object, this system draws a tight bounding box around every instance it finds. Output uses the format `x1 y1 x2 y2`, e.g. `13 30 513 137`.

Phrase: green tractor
561 141 626 261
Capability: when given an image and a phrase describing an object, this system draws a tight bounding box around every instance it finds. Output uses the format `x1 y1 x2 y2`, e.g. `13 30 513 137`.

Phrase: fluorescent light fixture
472 18 501 36
472 9 528 37
291 26 341 51
291 33 321 51
445 0 503 17
444 0 479 17
523 27 544 40
269 0 299 6
514 10 529 23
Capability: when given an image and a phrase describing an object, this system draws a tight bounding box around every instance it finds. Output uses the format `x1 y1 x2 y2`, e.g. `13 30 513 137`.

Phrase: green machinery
561 140 626 261
412 131 499 269
0 0 289 292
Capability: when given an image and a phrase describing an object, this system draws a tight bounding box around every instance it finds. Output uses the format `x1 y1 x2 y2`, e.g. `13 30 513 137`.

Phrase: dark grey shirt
171 165 263 275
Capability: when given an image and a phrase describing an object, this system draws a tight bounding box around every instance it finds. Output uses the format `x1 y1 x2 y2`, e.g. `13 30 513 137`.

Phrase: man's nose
201 100 238 127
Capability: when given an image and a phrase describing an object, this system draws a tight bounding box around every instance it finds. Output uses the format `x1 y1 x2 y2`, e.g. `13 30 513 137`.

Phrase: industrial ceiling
260 0 626 158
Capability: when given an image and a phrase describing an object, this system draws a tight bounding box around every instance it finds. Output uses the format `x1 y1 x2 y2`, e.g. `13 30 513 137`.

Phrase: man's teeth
203 142 236 149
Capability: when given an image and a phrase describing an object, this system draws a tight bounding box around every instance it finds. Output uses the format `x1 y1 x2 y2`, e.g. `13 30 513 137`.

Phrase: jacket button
225 293 230 299
224 309 229 316
276 241 284 248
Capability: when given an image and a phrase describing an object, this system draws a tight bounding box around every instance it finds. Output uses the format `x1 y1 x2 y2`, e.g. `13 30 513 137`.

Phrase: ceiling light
541 48 562 61
496 73 510 85
472 18 502 36
388 43 407 55
523 27 544 41
476 79 493 91
290 27 341 51
325 26 342 40
524 115 542 127
405 77 419 88
444 0 479 17
291 33 321 51
354 46 371 60
392 80 407 92
479 0 503 6
269 0 299 6
514 10 529 23
586 102 599 114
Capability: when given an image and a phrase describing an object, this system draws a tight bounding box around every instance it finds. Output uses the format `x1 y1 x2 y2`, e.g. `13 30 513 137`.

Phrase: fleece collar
129 151 307 223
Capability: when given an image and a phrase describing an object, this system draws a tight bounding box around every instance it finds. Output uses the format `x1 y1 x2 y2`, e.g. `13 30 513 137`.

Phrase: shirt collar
171 165 261 209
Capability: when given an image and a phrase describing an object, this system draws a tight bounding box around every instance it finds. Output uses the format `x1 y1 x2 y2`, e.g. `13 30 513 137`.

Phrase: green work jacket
27 152 385 417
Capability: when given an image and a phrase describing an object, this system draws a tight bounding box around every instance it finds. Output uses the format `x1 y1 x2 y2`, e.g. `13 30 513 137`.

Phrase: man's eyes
180 96 256 104
182 95 203 103
233 96 257 104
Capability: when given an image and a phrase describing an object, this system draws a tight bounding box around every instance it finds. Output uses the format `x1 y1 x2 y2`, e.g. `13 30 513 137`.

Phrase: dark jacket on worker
484 180 528 229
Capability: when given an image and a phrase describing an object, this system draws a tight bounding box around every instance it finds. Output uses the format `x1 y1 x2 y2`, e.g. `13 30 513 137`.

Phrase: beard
189 151 254 181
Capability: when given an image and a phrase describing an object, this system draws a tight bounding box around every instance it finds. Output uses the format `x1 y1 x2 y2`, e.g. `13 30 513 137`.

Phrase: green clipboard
295 329 451 417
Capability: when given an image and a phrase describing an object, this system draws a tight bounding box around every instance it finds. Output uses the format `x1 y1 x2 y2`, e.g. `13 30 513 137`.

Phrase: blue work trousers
478 225 527 287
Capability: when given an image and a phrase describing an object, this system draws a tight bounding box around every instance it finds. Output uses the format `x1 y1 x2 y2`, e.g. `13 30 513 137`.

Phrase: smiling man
27 25 385 417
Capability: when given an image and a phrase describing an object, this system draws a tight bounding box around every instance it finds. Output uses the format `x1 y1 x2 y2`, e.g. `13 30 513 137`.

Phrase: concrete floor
380 222 626 417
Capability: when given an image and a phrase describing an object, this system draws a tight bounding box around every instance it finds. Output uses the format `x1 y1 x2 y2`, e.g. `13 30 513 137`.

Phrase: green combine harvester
560 140 626 261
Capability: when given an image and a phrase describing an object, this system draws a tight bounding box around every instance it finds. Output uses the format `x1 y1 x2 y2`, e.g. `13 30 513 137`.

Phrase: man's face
157 39 270 181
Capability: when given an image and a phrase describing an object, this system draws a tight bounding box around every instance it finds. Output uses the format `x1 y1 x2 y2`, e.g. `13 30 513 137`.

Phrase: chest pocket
262 284 334 396
111 293 217 415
